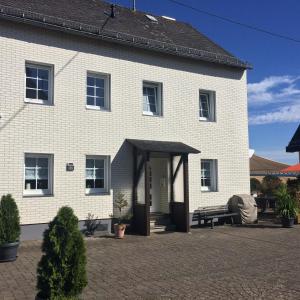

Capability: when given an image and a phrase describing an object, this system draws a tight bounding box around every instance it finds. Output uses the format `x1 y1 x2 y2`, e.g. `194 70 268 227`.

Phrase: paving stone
1 222 300 299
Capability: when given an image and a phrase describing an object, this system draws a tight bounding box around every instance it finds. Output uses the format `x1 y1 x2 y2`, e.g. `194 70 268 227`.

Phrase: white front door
149 162 160 212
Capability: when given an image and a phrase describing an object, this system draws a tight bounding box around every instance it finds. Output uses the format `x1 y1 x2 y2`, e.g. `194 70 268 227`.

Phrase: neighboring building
0 0 251 239
286 124 300 163
250 153 292 182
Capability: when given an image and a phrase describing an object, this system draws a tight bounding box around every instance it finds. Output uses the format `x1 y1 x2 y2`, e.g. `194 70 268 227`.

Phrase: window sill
24 99 53 106
86 105 110 112
199 118 215 122
23 194 54 198
85 191 110 196
142 112 163 118
201 190 218 193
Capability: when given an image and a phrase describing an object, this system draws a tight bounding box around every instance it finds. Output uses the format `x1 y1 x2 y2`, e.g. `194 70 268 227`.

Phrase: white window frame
24 153 53 196
143 81 162 116
85 155 110 195
25 62 54 105
86 72 110 111
201 159 218 192
199 90 216 122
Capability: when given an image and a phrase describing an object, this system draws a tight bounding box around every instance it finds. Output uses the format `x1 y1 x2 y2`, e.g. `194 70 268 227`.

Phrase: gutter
0 5 252 69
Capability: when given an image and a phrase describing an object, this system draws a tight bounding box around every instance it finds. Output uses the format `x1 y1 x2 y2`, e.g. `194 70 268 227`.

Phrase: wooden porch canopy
127 139 200 236
126 139 200 155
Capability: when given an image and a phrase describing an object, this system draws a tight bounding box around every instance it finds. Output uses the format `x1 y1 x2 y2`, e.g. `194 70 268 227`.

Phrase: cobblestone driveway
1 221 300 299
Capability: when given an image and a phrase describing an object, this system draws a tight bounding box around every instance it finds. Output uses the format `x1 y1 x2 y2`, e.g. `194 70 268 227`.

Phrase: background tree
37 206 87 300
250 178 262 195
261 175 282 197
287 178 300 197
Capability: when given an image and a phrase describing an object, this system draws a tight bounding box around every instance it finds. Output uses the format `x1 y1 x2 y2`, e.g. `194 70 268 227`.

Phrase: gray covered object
228 194 258 224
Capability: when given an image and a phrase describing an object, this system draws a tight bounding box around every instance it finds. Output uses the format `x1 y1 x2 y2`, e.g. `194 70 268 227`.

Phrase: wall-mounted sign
66 163 74 172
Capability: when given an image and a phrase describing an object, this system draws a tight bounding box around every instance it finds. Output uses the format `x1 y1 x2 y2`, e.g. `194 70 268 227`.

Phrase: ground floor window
24 154 53 195
86 156 110 194
201 159 218 192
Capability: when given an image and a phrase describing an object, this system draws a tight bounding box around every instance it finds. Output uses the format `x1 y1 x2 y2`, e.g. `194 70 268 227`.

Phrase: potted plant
0 194 21 262
113 192 128 239
83 213 100 237
275 185 298 228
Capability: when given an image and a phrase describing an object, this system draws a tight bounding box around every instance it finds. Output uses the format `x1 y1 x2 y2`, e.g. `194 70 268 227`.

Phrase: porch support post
144 151 150 236
170 155 174 202
132 146 138 209
172 156 183 184
182 153 190 232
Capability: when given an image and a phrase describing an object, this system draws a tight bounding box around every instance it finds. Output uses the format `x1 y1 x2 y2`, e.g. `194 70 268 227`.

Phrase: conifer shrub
36 206 87 300
0 194 20 245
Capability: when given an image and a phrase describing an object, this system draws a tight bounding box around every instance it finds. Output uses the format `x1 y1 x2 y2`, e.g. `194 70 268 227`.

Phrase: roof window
146 14 158 22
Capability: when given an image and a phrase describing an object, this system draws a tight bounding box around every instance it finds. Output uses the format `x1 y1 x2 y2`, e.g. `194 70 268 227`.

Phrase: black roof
0 0 251 69
286 125 300 153
126 139 200 154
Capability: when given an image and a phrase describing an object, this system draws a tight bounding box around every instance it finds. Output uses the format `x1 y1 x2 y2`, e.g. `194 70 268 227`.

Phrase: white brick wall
0 20 250 225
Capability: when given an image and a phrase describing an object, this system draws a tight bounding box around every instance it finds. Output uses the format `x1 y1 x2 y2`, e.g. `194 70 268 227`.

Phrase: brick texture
0 20 249 225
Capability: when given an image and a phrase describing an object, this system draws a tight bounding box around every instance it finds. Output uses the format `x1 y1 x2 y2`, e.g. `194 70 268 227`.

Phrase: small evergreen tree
36 206 87 300
0 194 20 245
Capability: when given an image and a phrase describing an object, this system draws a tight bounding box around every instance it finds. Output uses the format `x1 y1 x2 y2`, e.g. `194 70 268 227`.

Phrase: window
199 91 215 121
86 73 110 110
86 156 110 194
143 82 162 116
24 154 53 195
201 159 217 192
25 63 53 104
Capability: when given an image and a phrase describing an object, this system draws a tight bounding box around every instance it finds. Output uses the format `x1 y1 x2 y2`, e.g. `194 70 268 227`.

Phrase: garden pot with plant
0 194 21 262
113 192 129 239
275 185 298 228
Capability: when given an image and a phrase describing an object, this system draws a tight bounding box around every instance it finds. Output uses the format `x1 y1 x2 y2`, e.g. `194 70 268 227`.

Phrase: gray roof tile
0 0 251 68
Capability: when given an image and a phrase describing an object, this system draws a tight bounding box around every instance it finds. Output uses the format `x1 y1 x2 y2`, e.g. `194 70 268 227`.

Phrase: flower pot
114 224 126 239
0 241 19 262
281 217 295 228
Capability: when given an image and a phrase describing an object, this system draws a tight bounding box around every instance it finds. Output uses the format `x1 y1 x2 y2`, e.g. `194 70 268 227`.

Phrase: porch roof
126 139 200 154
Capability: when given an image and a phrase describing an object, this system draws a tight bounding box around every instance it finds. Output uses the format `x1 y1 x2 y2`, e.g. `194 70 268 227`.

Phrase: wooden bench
193 205 239 229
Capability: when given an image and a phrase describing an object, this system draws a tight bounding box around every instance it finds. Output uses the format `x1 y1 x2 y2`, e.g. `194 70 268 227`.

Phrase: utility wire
167 0 300 43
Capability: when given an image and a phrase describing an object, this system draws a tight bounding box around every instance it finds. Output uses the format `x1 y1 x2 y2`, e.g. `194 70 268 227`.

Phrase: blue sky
111 0 300 164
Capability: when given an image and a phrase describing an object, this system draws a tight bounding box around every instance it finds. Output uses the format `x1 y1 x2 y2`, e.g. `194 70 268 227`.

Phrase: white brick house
0 0 251 239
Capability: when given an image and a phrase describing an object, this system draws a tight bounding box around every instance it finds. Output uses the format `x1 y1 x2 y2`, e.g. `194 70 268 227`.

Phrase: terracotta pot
114 224 126 239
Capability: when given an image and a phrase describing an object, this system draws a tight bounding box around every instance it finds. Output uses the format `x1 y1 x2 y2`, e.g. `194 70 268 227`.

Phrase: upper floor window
25 63 53 105
86 156 110 194
201 159 218 192
143 81 162 116
24 154 53 196
86 73 110 110
199 90 216 122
